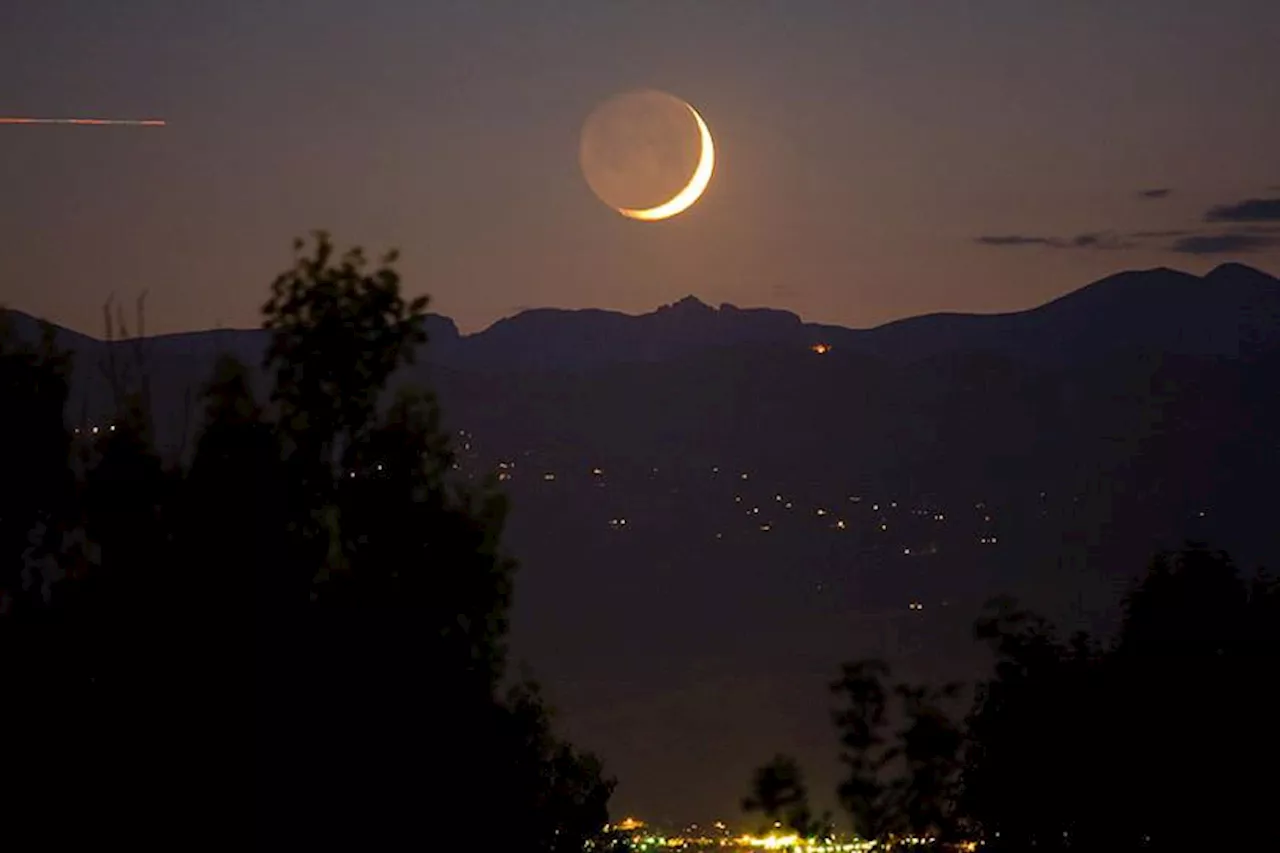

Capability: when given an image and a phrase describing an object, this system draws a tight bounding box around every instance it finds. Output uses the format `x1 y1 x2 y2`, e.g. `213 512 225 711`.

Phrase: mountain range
9 261 1278 377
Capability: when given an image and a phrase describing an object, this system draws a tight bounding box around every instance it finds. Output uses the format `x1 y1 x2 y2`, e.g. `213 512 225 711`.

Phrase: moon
579 90 715 222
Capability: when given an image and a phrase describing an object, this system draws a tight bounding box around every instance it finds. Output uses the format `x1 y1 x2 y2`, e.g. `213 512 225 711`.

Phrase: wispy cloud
979 217 1280 256
975 232 1135 250
1169 233 1280 255
1204 197 1280 222
1069 233 1136 249
976 235 1057 247
1137 188 1172 199
1128 229 1192 238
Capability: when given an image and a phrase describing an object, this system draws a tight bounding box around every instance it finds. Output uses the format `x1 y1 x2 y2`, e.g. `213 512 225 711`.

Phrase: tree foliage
742 754 827 839
0 233 614 849
829 659 965 844
830 659 897 840
749 543 1278 850
963 543 1280 850
745 659 965 848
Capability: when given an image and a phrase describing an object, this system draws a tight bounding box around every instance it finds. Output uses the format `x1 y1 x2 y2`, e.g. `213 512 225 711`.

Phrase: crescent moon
616 103 715 221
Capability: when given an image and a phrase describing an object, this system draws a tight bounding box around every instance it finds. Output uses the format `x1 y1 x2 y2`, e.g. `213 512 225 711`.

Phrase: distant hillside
815 262 1280 364
452 262 1280 369
7 263 1277 377
4 261 1275 453
4 262 1278 481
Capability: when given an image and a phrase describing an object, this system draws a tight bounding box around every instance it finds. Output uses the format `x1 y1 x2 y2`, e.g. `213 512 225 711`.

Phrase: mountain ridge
2 262 1277 386
6 261 1273 344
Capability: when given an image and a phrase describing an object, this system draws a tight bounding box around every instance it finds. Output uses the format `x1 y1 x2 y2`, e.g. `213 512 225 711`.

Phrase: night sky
3 1 1278 338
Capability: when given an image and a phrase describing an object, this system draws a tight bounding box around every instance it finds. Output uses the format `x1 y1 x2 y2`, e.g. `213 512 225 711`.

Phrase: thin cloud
1169 233 1280 255
976 235 1057 247
1138 188 1173 199
1129 229 1192 238
1069 232 1136 250
975 232 1134 250
1204 197 1280 222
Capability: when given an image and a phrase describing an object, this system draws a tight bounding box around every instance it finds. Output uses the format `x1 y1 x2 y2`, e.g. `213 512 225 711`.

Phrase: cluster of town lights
606 818 976 852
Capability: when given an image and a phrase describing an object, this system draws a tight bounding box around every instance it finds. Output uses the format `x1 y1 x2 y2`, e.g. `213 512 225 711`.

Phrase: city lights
600 818 952 852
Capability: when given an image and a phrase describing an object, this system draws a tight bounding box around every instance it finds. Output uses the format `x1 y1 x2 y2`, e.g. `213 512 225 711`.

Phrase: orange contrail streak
0 117 166 126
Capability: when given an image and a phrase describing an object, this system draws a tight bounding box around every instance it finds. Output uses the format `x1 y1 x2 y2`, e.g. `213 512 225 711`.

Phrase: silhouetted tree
0 316 73 619
1 304 196 841
245 232 612 849
179 355 287 837
829 659 965 846
498 679 617 852
1111 544 1278 850
830 659 899 841
0 234 615 848
746 658 964 848
962 544 1280 851
894 681 964 842
752 542 1278 851
960 598 1105 847
742 754 825 839
0 315 80 838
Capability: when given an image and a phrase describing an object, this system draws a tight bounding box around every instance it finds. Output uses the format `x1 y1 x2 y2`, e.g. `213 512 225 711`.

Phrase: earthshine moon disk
579 90 714 221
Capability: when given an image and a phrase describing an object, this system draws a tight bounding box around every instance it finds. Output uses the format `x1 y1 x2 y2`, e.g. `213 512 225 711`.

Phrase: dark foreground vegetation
746 545 1280 850
1 233 613 850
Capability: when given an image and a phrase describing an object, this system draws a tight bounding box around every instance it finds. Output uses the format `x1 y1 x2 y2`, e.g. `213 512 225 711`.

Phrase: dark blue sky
2 0 1278 335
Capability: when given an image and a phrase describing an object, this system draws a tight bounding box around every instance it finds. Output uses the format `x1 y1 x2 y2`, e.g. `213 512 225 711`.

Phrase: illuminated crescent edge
616 104 715 221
